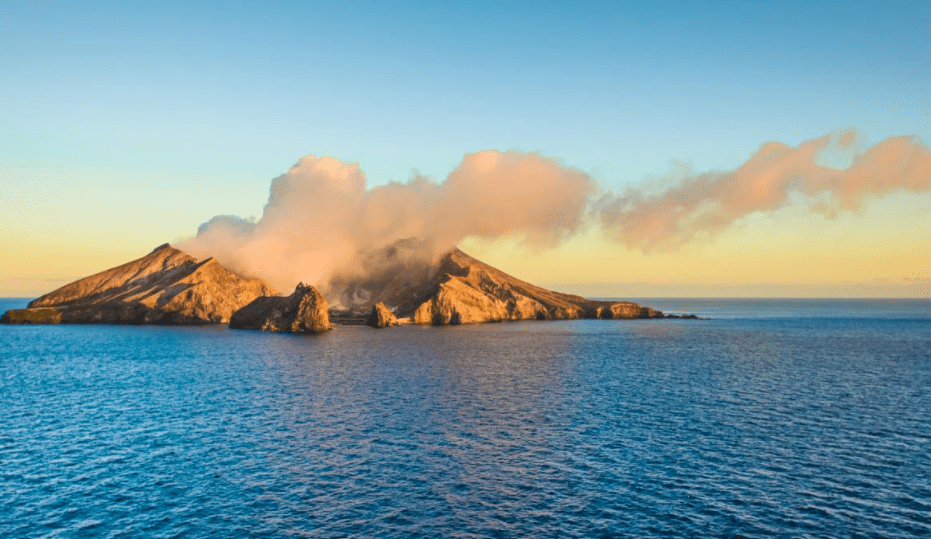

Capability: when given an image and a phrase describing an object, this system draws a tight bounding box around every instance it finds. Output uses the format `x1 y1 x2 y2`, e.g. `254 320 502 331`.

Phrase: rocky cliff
330 244 671 326
229 283 331 334
0 244 275 325
366 302 400 328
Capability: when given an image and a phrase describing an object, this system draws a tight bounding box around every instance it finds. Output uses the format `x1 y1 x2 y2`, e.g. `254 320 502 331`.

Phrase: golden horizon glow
460 189 931 298
3 188 929 298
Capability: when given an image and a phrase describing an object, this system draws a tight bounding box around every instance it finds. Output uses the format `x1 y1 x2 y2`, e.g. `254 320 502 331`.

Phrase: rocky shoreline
1 243 701 334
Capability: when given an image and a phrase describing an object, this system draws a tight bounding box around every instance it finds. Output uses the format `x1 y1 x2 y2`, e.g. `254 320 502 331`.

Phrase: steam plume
597 132 931 250
179 151 595 291
181 131 931 293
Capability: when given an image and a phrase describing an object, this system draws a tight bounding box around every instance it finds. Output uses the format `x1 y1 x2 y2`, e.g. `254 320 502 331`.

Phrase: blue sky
4 1 927 185
1 1 929 296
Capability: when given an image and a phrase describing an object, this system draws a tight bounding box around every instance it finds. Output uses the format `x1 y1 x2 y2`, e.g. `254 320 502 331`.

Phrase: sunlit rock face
0 239 673 329
404 249 659 325
0 244 275 325
366 302 400 328
230 283 331 334
328 240 664 326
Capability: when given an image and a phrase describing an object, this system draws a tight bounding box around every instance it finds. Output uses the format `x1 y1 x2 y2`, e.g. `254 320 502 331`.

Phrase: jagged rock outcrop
230 283 331 334
366 302 400 328
0 244 275 325
329 243 672 326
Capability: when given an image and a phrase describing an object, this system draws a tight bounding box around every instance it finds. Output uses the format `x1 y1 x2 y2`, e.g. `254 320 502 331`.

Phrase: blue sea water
1 298 930 538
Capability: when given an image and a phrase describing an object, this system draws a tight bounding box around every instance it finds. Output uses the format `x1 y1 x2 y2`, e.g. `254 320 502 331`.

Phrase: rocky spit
2 243 697 333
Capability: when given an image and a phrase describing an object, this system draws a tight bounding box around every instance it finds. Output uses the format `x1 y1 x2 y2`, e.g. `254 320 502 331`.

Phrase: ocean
1 298 929 538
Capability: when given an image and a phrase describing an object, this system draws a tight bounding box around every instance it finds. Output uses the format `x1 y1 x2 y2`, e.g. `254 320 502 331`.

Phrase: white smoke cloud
181 132 931 293
596 132 931 251
179 151 595 291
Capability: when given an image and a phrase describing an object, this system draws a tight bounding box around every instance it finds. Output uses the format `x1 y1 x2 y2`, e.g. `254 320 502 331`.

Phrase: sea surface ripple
1 298 930 538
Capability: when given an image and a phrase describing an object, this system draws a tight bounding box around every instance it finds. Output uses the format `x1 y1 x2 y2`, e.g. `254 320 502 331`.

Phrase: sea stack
366 302 400 328
0 244 275 325
230 283 331 334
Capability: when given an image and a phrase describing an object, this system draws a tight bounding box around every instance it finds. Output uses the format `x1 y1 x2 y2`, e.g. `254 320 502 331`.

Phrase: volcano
327 242 667 325
1 244 275 325
2 242 678 328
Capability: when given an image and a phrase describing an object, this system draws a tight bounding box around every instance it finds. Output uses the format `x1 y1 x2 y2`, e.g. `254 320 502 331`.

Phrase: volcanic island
1 242 697 333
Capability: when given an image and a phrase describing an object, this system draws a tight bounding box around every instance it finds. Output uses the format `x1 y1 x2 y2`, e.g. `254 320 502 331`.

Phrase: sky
1 0 929 297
